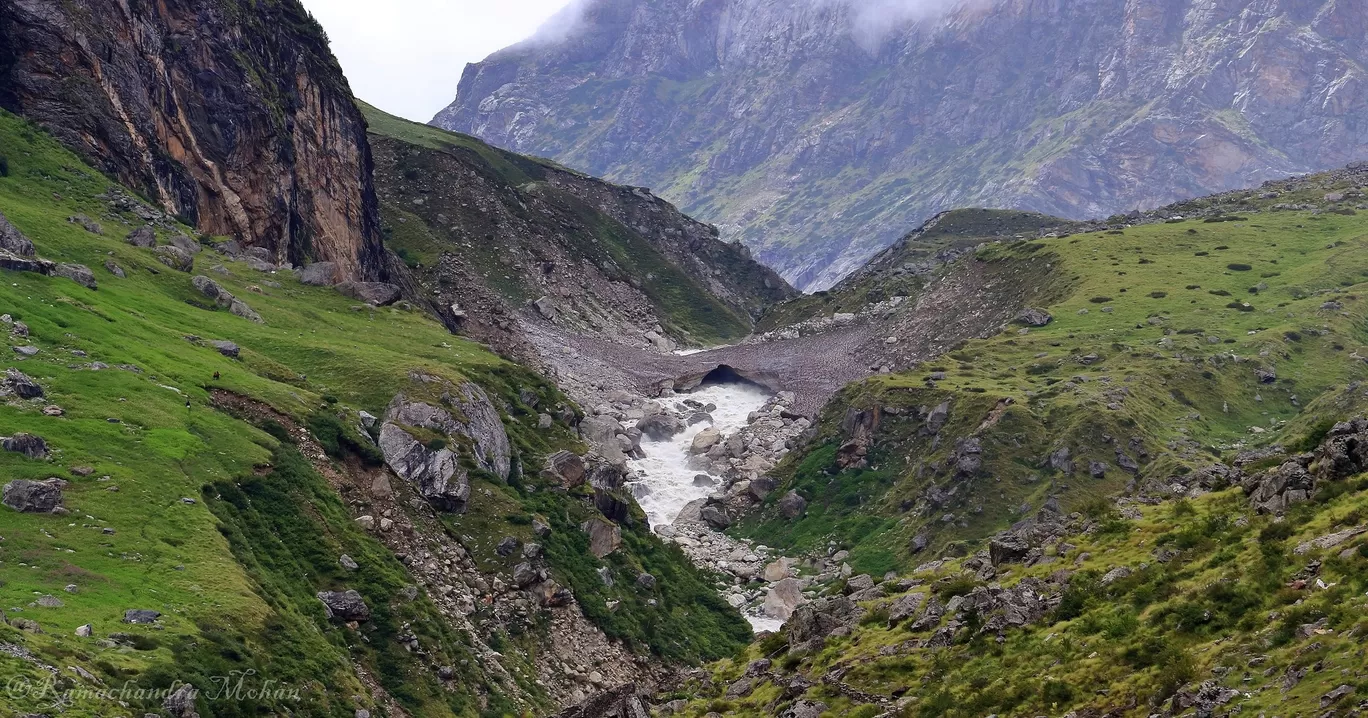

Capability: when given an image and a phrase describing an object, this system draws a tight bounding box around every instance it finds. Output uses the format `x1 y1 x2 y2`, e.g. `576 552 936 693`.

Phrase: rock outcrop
1245 417 1368 513
378 383 512 512
437 0 1368 290
2 478 64 513
0 0 386 280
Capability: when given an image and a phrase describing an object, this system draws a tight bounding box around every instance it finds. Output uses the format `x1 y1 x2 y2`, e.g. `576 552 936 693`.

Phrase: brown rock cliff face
0 0 385 279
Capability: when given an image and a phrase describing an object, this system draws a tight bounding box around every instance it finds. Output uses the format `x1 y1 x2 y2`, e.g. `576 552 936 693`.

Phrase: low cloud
834 0 978 46
526 0 594 47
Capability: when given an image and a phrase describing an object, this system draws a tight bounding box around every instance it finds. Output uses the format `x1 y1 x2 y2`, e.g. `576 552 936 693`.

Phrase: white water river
627 382 771 528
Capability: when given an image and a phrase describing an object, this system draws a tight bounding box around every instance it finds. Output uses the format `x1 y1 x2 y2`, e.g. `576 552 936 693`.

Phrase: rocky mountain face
0 0 386 279
362 105 796 354
435 0 1368 290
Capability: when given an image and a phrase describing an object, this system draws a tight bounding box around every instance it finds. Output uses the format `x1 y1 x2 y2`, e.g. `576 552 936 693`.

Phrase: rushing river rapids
626 382 772 528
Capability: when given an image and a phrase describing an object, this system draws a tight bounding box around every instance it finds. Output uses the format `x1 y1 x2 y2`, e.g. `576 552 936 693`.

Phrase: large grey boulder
385 384 511 479
337 281 401 306
53 263 97 289
887 591 927 626
762 577 805 620
191 275 233 306
0 210 35 256
0 248 52 274
543 450 586 487
3 432 49 458
169 235 202 254
989 535 1032 566
1245 459 1315 514
154 245 194 272
778 490 807 519
3 368 44 399
582 518 621 558
209 340 240 358
700 505 731 529
548 683 650 718
316 590 371 622
578 415 626 465
1015 307 1053 326
512 562 540 589
379 384 512 510
787 596 863 648
637 411 683 441
378 423 468 512
3 479 64 513
125 226 157 247
191 275 263 323
123 609 161 624
298 261 340 286
229 298 263 323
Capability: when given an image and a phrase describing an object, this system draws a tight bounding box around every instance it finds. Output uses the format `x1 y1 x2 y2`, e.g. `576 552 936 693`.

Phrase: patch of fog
627 382 770 528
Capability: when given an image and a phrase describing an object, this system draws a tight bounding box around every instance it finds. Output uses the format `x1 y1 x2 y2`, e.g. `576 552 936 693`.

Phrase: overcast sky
301 0 574 122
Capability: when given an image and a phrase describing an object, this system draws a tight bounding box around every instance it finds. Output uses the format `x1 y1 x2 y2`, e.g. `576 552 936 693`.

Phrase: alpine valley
0 1 1366 718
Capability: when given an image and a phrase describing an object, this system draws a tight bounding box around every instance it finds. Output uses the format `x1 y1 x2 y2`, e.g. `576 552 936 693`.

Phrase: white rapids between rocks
624 382 787 633
627 382 771 527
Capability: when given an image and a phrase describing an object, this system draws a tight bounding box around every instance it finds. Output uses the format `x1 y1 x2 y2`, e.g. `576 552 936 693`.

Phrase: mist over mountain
435 0 1368 289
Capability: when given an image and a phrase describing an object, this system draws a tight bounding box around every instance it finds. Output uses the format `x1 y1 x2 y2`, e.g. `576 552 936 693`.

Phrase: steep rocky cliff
435 0 1368 290
0 0 386 279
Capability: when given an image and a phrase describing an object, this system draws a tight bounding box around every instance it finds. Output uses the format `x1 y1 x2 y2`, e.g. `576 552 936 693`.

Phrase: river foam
627 382 771 528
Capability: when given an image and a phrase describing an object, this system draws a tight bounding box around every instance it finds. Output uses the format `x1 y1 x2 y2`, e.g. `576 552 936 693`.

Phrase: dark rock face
0 210 35 256
1245 417 1368 513
787 595 863 650
3 478 63 513
436 0 1368 290
336 281 401 306
549 683 650 718
315 589 371 622
3 432 48 458
778 490 807 519
53 263 97 289
2 369 44 399
1015 308 1053 327
0 0 386 280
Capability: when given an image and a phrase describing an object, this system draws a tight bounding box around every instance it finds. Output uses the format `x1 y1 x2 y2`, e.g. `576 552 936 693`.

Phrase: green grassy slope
738 199 1368 574
684 475 1368 717
677 185 1368 718
0 110 746 717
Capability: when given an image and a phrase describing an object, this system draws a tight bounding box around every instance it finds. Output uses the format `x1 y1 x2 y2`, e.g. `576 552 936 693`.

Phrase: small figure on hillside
185 398 191 411
213 371 220 380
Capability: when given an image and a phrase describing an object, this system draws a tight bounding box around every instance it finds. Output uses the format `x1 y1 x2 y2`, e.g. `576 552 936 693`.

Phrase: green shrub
0 154 8 177
1227 263 1252 271
307 411 384 465
1089 296 1113 303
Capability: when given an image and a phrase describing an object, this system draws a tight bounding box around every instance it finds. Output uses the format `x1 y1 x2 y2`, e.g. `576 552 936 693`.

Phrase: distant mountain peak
433 0 1368 290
